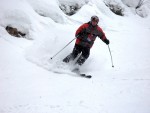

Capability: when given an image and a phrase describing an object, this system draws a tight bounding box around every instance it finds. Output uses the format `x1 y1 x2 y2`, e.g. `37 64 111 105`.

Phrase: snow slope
0 0 150 113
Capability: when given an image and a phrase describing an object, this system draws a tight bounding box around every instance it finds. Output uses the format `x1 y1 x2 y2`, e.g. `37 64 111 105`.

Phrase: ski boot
63 54 73 63
76 55 86 66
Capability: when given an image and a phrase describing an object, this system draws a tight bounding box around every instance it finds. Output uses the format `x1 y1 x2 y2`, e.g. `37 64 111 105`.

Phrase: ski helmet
91 16 99 23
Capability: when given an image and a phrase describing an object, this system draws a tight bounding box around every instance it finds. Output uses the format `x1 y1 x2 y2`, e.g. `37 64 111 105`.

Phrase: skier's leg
76 47 90 65
76 55 86 65
71 44 82 60
63 53 73 63
63 44 82 63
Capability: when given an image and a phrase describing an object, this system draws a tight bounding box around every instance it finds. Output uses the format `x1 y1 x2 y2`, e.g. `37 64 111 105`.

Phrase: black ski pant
71 44 90 60
63 44 90 65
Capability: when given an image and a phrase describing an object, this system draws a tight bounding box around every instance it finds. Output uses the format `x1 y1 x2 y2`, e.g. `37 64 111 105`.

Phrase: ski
72 68 92 79
80 74 92 78
52 61 92 78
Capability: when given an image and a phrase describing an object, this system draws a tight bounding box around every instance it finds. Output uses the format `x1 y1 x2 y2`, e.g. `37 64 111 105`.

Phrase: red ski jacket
75 22 107 48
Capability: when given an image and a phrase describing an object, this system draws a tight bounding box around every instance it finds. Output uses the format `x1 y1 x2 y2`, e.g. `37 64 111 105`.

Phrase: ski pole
50 37 76 60
108 45 114 67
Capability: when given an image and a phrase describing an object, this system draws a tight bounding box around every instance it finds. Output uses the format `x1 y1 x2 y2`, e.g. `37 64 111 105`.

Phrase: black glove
104 39 109 45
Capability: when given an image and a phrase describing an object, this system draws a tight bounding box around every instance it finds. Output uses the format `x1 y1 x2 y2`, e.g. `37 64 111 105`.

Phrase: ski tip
80 74 92 79
86 75 92 78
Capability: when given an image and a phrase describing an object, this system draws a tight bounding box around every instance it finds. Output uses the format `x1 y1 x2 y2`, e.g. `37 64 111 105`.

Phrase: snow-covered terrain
0 0 150 113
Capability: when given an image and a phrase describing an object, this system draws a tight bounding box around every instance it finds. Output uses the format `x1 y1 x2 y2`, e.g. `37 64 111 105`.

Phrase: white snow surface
0 0 150 113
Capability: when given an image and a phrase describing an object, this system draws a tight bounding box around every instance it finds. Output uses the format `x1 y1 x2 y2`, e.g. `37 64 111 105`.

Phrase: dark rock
6 26 26 38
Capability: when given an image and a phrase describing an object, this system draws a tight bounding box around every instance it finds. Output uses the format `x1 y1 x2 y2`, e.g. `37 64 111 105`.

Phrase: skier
63 15 109 66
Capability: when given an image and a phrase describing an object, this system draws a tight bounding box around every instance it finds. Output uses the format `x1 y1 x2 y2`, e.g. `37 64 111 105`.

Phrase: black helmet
91 16 99 23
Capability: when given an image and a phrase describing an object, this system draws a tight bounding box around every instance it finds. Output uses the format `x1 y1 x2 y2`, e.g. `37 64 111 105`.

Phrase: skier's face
91 19 98 26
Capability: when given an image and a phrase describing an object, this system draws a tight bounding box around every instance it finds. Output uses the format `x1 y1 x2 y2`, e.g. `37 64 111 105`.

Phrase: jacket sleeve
75 23 88 37
97 26 107 41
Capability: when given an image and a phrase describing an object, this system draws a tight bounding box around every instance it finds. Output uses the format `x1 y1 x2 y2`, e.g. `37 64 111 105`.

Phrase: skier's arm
97 27 109 45
75 23 88 38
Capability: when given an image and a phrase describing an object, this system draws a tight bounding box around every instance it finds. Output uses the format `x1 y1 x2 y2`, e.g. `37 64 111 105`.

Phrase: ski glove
104 39 109 45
